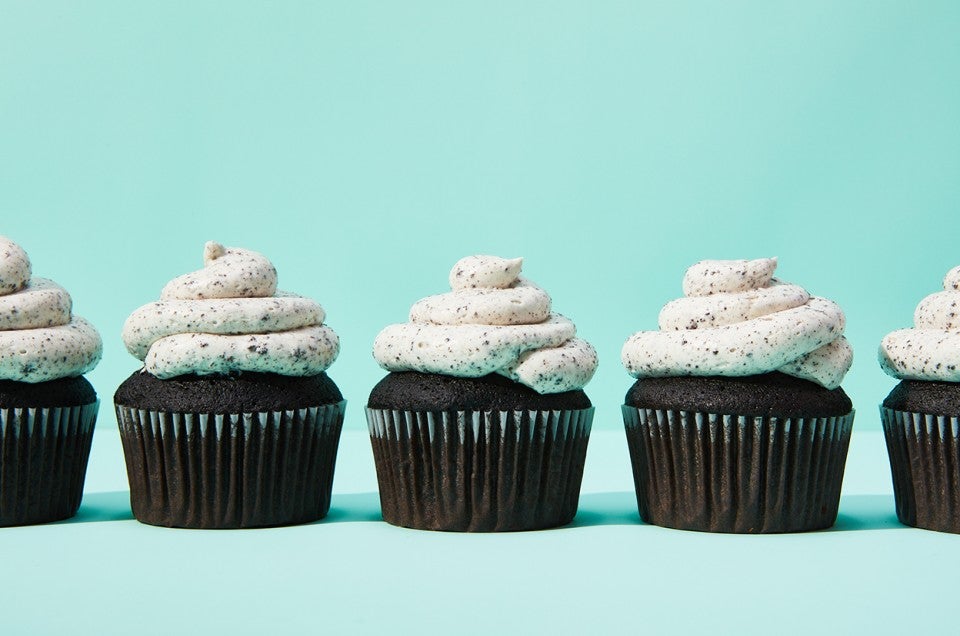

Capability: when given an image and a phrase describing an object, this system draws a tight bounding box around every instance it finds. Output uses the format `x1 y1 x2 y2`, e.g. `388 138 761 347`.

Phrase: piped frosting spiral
122 242 338 379
879 265 960 382
0 236 102 383
621 258 852 389
372 255 597 394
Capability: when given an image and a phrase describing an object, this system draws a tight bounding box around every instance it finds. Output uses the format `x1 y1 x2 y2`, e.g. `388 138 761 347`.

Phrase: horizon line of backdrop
2 1 958 430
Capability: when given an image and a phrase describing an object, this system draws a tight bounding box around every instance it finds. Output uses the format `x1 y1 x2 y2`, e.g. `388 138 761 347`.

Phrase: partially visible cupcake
621 258 854 533
0 235 102 526
367 255 598 532
879 265 960 533
114 242 344 529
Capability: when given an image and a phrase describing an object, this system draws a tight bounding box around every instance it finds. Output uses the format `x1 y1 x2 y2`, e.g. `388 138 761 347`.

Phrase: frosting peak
161 241 277 300
880 265 960 382
124 242 337 379
449 255 524 290
622 258 852 389
411 257 550 327
945 266 960 291
682 257 779 297
373 255 597 394
0 236 102 383
0 237 31 295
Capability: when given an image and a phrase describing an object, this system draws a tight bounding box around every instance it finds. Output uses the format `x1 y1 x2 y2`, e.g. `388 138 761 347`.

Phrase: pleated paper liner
0 401 99 526
115 401 345 529
366 407 594 532
881 406 960 534
622 407 854 533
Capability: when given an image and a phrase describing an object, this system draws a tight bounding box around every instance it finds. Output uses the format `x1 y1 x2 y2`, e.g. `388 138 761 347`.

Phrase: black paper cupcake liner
115 401 346 529
622 406 854 533
881 406 960 533
0 401 99 526
366 407 594 532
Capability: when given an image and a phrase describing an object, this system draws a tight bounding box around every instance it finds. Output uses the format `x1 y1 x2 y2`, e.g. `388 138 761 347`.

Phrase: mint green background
2 1 958 430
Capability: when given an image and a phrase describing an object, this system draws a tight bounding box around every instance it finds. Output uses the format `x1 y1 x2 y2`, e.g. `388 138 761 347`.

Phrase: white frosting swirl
0 236 102 383
161 242 277 300
122 242 338 379
373 255 597 394
621 258 852 389
880 265 960 382
0 237 30 295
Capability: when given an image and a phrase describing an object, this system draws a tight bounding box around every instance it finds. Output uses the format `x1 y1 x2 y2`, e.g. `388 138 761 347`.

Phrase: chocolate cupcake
621 258 854 533
114 242 344 529
367 255 598 531
879 265 960 533
0 236 102 526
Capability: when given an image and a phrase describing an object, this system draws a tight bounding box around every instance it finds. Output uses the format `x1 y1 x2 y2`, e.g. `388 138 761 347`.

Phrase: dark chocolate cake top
624 372 852 418
114 371 342 413
883 380 960 417
0 376 97 409
368 371 591 412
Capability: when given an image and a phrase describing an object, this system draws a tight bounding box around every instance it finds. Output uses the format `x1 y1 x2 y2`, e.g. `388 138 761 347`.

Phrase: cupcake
621 258 854 533
367 255 598 532
0 235 102 526
114 242 344 529
879 265 960 533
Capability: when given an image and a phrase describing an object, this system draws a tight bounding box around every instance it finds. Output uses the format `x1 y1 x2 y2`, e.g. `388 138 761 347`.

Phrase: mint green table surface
1 416 955 636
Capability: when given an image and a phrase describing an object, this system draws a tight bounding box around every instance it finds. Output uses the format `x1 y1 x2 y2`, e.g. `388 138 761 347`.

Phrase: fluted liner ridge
115 401 345 529
622 406 854 533
882 406 960 534
367 407 594 531
0 401 99 526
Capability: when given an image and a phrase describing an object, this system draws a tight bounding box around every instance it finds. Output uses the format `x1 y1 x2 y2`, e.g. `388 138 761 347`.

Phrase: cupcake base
366 407 594 532
881 407 960 534
0 402 99 526
622 406 854 533
115 401 345 529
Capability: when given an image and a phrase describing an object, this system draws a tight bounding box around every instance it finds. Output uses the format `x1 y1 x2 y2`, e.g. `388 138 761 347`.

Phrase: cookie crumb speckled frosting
372 255 597 394
121 242 338 379
879 265 960 382
621 258 853 389
0 236 102 383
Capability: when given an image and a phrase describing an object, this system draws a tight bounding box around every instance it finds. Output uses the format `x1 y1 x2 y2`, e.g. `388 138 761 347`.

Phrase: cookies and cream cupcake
621 258 855 533
0 236 102 525
114 242 344 529
367 255 598 532
879 265 960 533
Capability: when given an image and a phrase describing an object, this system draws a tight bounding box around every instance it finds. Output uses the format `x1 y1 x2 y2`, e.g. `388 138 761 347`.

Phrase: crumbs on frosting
373 255 597 394
880 265 960 382
622 257 852 389
123 242 338 379
0 236 102 383
161 241 278 300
